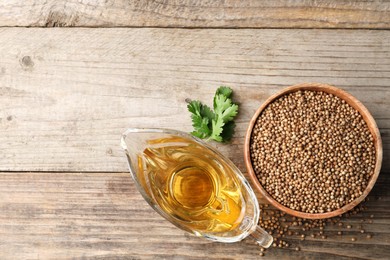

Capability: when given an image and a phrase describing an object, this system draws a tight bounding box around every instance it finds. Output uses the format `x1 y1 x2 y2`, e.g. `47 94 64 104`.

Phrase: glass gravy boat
121 128 273 247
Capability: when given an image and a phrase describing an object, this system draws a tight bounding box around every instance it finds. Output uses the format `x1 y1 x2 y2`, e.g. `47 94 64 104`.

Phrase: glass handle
250 226 273 248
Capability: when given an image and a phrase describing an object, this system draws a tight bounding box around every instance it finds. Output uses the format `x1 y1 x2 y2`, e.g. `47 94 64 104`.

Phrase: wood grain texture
0 28 389 173
0 171 388 259
0 1 389 28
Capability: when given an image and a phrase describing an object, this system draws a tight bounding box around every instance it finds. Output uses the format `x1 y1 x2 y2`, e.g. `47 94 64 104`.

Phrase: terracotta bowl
244 83 383 219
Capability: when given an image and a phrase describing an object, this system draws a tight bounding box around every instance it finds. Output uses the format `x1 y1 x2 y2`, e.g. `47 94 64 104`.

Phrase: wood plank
0 171 388 259
0 28 389 173
0 1 389 28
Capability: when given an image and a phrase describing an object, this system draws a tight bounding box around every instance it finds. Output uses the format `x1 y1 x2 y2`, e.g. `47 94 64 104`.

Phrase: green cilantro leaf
220 121 236 142
214 94 238 123
215 86 233 98
187 86 239 143
190 113 210 139
200 103 215 121
210 115 224 142
187 101 214 139
187 100 202 115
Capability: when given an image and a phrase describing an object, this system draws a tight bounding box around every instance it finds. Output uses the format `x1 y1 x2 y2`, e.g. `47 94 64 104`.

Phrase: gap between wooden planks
0 171 388 259
0 0 389 28
0 28 389 173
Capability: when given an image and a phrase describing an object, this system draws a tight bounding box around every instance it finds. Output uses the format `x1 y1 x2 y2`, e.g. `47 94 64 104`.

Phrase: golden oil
137 136 246 234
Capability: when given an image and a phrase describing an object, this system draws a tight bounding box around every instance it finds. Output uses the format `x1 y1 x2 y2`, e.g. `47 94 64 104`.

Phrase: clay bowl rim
244 83 383 219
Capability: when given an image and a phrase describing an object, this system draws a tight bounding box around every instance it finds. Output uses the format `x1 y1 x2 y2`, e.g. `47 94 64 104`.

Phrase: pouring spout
121 128 153 154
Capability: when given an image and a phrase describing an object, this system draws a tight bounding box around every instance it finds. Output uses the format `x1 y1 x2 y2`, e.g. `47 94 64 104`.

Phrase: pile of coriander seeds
250 90 376 214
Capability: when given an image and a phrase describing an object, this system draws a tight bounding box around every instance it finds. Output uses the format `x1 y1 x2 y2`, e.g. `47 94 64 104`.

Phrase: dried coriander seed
257 203 371 254
250 90 376 214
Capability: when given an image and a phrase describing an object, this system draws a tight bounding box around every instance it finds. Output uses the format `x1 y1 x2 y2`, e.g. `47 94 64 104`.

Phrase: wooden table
0 1 389 259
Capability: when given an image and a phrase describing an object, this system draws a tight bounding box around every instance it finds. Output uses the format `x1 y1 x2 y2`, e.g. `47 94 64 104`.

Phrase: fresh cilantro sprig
187 86 238 142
